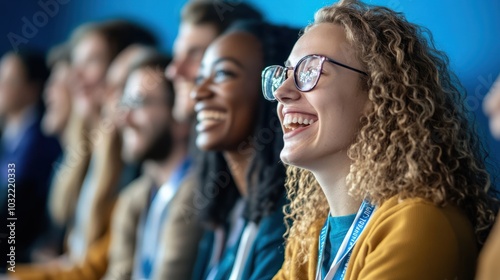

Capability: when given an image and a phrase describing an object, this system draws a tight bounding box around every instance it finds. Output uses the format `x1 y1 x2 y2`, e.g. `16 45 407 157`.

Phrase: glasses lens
262 66 285 100
295 56 321 92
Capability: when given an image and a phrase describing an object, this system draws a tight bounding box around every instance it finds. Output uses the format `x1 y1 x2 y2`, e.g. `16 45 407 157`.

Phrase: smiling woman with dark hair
190 21 299 280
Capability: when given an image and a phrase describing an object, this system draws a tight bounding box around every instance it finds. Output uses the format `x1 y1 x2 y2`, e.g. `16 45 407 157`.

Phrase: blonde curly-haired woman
261 1 498 279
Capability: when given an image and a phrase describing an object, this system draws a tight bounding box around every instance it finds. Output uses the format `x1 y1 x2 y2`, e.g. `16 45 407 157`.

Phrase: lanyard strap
206 199 246 280
139 157 192 278
315 200 376 280
228 222 260 280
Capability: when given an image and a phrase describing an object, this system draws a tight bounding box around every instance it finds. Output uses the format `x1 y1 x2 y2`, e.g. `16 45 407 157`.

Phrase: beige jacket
104 172 204 280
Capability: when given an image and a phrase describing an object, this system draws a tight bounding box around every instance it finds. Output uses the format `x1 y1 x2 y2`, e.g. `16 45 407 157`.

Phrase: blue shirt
321 213 356 279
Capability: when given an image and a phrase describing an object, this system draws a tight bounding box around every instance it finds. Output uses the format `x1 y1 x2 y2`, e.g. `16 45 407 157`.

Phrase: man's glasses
261 54 368 101
119 94 168 109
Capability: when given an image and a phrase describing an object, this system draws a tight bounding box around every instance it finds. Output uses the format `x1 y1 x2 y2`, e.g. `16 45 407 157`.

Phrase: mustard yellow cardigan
11 226 110 280
274 196 478 280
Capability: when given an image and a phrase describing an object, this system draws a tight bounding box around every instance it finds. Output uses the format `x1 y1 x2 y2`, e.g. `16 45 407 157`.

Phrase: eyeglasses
261 54 368 101
119 94 168 109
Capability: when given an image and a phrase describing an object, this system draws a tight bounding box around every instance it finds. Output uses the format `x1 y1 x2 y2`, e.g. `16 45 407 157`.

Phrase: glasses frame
119 94 169 110
262 54 368 101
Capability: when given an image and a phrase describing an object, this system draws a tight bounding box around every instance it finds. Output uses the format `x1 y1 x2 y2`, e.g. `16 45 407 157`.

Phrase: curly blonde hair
284 0 498 265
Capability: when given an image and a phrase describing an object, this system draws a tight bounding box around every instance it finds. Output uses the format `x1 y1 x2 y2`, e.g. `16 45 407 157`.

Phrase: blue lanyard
316 200 376 280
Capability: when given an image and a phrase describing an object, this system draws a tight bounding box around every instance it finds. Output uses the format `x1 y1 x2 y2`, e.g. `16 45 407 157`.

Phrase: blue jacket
0 113 62 266
193 196 287 280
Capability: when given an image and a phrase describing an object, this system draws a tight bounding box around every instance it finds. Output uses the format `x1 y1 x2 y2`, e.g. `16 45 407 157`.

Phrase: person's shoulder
112 175 153 226
174 170 198 196
376 196 467 222
353 196 478 279
378 196 439 213
370 196 475 243
24 116 62 155
118 175 153 202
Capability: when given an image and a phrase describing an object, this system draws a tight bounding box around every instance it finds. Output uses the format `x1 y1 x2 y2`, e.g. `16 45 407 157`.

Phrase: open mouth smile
196 109 227 132
282 113 317 134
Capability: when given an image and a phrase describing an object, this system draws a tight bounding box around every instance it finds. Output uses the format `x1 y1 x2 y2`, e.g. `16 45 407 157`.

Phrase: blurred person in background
9 20 157 280
28 43 74 263
165 0 263 124
48 20 157 234
0 50 62 267
483 75 500 140
104 51 203 280
41 43 73 143
476 74 500 280
50 19 157 259
190 21 299 280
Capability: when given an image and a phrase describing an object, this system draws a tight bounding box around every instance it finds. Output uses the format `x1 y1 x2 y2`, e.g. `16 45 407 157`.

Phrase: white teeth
197 110 226 121
282 113 317 128
284 115 291 125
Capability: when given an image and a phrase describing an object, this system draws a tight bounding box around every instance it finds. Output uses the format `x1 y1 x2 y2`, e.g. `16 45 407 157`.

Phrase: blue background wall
1 0 499 175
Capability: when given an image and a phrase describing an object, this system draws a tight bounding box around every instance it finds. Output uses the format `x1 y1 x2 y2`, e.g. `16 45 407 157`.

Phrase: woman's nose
165 59 179 80
165 57 190 81
274 74 300 103
190 77 213 101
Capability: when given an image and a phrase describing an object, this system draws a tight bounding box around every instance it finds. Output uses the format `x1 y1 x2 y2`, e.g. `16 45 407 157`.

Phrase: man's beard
141 126 173 162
